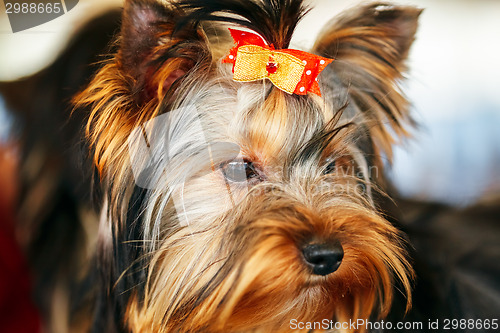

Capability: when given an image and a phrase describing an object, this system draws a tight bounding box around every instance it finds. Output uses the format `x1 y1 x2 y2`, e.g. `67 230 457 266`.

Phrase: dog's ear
312 3 422 162
74 0 211 175
119 0 210 103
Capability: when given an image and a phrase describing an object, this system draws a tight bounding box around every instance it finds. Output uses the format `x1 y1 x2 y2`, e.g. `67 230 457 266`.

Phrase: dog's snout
302 242 344 276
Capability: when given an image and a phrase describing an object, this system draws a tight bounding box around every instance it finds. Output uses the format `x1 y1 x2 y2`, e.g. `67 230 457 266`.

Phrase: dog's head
75 1 421 331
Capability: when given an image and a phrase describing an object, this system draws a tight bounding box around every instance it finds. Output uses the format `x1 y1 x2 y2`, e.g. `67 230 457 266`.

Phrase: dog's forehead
173 67 337 165
230 88 333 162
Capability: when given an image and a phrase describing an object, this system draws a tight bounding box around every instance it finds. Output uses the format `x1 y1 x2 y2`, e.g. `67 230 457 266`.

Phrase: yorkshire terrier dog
4 1 500 332
3 0 431 332
69 0 424 332
69 0 424 331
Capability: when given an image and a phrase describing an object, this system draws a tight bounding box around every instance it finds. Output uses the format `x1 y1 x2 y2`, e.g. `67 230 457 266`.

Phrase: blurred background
1 0 500 205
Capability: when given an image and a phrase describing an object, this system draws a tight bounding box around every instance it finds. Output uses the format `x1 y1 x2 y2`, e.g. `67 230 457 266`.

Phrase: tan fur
73 1 420 332
125 191 412 332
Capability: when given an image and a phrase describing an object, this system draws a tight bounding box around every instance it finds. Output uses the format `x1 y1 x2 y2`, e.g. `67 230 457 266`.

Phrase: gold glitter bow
223 29 333 96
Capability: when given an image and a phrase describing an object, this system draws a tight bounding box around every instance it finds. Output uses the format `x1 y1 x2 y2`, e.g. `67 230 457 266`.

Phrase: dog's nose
302 242 344 276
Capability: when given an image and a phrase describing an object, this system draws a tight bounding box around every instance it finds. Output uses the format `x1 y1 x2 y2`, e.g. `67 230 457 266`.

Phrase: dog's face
75 1 421 332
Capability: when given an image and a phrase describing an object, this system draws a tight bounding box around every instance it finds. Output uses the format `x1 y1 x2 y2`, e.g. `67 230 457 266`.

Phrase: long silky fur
73 1 420 332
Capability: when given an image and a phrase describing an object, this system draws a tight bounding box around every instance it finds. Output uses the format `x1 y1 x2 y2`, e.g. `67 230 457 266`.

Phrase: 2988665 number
443 319 498 330
5 2 62 14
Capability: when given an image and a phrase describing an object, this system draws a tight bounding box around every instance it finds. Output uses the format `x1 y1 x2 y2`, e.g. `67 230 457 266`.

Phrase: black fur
175 0 309 48
92 186 149 333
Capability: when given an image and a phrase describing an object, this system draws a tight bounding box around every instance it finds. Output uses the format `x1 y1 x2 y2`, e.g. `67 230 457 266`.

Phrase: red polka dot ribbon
223 29 333 96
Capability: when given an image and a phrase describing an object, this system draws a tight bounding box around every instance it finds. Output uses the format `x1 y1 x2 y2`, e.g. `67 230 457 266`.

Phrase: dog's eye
323 155 353 175
323 158 336 174
221 160 259 183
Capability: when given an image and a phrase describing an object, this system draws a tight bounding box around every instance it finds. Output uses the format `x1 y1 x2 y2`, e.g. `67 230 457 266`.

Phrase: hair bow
223 29 333 96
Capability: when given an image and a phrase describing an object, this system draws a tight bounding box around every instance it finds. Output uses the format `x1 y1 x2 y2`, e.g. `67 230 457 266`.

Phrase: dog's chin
126 209 412 333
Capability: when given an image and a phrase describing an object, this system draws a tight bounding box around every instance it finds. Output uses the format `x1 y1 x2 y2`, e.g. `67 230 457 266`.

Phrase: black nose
302 242 344 276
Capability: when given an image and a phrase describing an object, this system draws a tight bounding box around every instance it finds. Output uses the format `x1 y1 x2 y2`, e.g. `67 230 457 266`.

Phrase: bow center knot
266 56 278 75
